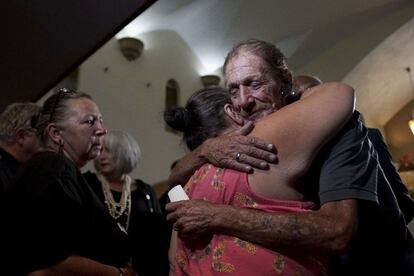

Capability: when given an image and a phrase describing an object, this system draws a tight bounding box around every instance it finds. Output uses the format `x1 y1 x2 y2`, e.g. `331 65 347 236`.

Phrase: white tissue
168 185 189 202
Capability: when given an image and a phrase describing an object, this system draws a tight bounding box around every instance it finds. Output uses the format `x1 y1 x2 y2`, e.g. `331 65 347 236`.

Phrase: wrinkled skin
166 199 220 240
168 121 277 187
225 52 284 122
201 121 277 172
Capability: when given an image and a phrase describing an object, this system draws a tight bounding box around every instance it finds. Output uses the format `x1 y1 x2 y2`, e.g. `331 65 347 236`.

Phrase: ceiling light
118 37 144 61
200 75 220 87
409 117 414 135
406 67 414 135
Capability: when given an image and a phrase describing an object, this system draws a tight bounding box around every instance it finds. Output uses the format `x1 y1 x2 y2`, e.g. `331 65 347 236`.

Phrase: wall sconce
406 67 414 135
200 75 220 87
409 116 414 135
118 37 144 61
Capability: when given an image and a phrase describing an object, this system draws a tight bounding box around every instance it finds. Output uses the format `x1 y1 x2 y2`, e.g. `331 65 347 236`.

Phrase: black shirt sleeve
318 112 379 205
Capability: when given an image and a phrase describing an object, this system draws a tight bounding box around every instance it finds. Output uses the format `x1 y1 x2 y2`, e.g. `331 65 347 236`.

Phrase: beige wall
76 30 222 184
296 5 414 84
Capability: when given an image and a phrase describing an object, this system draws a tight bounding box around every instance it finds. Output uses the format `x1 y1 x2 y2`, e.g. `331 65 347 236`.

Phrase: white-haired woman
84 130 164 276
3 89 135 275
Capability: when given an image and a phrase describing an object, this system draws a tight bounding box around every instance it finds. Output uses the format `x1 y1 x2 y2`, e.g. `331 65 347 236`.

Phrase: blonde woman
84 130 164 276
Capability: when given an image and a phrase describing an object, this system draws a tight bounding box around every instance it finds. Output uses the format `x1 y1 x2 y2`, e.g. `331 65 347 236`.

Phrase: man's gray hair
0 102 40 142
223 39 293 96
94 130 141 177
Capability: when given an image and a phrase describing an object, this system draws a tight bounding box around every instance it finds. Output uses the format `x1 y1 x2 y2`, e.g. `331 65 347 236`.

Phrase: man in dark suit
367 128 414 224
0 102 41 200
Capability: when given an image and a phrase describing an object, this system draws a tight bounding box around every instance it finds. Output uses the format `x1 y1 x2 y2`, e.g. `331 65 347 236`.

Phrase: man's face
20 128 41 162
225 52 283 122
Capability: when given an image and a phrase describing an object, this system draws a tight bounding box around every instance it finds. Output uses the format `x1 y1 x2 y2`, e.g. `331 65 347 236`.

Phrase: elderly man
0 102 41 198
167 39 413 275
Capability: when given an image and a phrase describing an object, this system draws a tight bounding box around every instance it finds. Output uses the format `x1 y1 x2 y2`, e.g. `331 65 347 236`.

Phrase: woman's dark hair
32 88 93 143
164 86 231 151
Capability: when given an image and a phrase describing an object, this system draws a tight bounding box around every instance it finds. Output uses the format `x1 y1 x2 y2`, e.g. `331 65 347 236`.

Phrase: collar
0 147 19 173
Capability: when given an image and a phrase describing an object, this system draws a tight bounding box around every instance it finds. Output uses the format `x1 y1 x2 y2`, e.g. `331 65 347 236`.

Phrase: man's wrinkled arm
214 199 357 254
168 199 357 255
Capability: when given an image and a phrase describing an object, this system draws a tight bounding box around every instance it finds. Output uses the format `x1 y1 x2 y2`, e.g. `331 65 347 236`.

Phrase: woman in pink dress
164 81 354 275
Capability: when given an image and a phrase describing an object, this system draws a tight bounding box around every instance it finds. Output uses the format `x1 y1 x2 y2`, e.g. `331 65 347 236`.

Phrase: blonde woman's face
98 146 117 177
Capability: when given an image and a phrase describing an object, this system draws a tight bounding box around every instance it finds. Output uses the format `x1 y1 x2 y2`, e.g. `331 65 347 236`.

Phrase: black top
84 172 167 276
302 112 412 275
3 151 130 275
303 112 378 204
367 128 414 224
0 147 18 200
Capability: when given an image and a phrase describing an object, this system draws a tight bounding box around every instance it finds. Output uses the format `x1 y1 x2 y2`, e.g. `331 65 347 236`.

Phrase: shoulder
322 111 367 154
134 179 154 193
10 152 86 204
83 171 99 183
367 128 383 143
24 151 74 177
82 171 102 191
131 179 162 213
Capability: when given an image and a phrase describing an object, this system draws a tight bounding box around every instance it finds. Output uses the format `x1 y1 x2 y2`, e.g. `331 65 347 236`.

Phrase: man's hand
201 121 277 173
168 121 277 187
167 198 357 254
166 200 223 240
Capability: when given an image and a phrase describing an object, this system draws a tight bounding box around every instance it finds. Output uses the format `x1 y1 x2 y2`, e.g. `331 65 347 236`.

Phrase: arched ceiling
344 17 414 128
117 0 414 127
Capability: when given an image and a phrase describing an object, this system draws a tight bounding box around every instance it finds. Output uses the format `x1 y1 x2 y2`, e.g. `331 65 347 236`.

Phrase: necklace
99 173 132 230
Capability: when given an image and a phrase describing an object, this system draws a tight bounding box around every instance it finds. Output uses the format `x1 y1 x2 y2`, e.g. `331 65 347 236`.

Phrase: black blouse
84 172 167 276
3 151 130 275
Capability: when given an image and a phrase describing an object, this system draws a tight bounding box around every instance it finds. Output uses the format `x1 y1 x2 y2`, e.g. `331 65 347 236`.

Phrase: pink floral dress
174 164 329 276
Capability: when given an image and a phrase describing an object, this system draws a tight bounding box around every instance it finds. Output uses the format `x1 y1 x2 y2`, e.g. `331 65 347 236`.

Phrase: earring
58 140 64 154
284 90 301 105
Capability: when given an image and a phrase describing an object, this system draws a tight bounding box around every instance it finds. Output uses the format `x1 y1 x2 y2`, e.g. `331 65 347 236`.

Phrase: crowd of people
0 39 413 275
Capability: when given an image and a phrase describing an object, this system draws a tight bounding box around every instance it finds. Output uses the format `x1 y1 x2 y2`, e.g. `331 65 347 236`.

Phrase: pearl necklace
99 173 132 226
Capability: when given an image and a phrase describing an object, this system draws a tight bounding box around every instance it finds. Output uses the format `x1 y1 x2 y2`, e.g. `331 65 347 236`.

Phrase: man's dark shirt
301 112 411 275
367 128 414 224
0 147 18 200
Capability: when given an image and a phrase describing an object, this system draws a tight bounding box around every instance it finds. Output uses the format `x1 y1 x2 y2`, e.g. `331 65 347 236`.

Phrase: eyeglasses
49 88 76 123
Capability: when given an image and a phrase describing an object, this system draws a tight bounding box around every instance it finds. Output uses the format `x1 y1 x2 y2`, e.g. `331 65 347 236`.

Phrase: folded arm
168 121 277 187
167 198 357 255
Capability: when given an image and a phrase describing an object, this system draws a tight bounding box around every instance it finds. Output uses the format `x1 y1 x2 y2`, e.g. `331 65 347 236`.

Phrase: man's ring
235 152 241 162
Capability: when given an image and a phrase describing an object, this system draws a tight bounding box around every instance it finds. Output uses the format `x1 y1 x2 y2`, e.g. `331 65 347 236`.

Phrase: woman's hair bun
164 106 193 132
